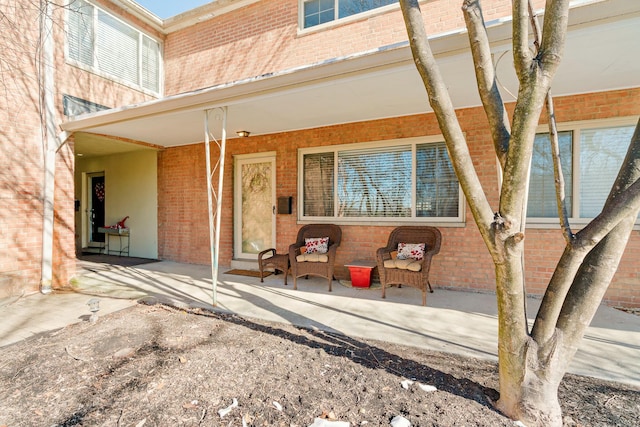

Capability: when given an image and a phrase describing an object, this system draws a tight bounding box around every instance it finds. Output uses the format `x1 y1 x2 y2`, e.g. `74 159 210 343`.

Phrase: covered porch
59 0 640 306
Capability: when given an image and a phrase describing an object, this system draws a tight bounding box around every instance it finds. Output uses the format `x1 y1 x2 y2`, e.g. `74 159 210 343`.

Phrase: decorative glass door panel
234 155 276 259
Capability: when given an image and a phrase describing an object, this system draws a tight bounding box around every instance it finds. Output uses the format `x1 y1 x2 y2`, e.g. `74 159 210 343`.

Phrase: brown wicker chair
376 226 442 306
257 248 290 286
289 224 342 291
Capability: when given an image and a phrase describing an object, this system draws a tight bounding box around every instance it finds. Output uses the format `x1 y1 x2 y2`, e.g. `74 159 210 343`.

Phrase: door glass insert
240 161 273 254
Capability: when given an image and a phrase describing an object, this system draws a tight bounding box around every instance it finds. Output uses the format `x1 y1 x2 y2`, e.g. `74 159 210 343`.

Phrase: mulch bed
0 303 638 426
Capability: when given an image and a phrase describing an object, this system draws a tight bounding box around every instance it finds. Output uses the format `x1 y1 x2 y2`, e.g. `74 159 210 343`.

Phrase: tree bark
462 0 510 168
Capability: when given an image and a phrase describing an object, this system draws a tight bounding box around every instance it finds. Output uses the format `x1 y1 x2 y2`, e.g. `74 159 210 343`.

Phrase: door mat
338 279 381 290
224 269 271 278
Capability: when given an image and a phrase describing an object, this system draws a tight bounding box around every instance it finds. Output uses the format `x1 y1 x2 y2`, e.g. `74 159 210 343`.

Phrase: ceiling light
236 130 250 138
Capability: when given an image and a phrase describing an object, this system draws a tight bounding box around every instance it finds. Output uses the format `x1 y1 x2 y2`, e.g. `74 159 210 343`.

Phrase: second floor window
302 0 399 29
67 0 161 94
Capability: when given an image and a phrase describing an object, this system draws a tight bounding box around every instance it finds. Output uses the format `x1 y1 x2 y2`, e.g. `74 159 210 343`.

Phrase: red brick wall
0 1 56 296
157 87 640 307
164 0 546 95
0 0 162 297
157 144 211 264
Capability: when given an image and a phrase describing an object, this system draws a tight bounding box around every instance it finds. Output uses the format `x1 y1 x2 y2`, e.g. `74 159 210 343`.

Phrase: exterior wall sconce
236 130 250 138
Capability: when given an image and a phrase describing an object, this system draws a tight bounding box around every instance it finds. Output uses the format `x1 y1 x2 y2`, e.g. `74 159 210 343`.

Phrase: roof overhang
66 0 640 157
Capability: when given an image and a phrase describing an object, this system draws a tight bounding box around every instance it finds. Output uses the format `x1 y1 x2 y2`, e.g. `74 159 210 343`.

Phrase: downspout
40 1 58 294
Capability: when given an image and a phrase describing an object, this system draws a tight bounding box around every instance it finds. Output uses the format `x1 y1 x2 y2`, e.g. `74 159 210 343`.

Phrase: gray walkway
1 259 639 388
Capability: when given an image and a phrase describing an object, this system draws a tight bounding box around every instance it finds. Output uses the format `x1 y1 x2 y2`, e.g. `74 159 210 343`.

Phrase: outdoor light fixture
87 298 100 323
236 130 250 138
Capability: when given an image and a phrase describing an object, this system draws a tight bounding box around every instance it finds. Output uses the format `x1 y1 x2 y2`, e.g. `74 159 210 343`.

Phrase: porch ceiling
64 1 640 156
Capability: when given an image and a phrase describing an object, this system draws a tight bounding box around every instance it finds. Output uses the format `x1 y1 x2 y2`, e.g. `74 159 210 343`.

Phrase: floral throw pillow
305 237 329 254
396 243 426 261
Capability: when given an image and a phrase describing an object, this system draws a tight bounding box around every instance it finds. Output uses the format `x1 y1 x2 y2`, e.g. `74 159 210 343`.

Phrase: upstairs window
527 120 637 222
302 0 399 29
67 0 162 94
300 138 462 222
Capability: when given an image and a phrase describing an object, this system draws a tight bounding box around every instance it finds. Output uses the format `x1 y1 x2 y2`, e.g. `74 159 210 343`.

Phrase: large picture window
67 0 161 94
527 120 636 222
300 138 462 222
301 0 398 29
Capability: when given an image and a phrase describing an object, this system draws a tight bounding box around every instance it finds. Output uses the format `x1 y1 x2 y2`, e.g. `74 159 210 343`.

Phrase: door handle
273 205 276 215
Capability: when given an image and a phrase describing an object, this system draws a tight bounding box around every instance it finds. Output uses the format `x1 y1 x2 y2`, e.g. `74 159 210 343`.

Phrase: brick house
1 0 639 307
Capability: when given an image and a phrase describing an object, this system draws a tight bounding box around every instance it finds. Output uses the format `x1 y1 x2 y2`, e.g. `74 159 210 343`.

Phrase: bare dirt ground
1 302 638 427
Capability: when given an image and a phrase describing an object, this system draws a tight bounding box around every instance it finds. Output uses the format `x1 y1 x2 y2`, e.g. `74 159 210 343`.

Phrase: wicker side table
258 248 290 286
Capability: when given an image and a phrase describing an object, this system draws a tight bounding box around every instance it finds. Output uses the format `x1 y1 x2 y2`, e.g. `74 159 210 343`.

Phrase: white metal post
204 107 227 306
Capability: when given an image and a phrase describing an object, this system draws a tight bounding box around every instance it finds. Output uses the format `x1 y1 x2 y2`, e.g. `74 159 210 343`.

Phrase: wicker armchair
289 224 342 291
376 226 442 306
257 248 290 286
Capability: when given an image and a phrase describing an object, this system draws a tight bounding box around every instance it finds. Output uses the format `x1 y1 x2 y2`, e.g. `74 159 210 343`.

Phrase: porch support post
204 107 227 306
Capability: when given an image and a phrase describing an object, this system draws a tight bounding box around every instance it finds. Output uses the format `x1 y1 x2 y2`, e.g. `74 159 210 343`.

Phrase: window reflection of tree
416 143 459 217
338 0 398 18
338 147 411 217
303 153 334 217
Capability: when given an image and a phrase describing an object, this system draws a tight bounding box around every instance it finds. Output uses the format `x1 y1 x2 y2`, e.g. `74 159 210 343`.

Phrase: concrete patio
1 258 639 389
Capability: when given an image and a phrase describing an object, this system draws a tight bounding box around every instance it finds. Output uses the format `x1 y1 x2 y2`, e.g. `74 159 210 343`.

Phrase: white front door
234 153 276 260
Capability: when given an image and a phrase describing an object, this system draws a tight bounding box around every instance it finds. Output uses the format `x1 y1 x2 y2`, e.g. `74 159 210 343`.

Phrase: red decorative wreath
94 182 105 202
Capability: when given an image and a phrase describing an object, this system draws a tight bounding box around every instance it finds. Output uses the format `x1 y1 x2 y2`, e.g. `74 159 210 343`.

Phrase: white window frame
298 136 465 225
527 116 639 227
298 0 400 32
65 0 163 96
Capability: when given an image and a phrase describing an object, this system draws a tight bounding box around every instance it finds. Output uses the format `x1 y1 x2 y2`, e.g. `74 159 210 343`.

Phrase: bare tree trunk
397 1 640 426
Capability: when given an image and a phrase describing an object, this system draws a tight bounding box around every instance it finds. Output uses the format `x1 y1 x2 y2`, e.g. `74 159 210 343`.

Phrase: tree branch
554 214 637 373
513 0 531 80
399 0 495 243
528 1 574 242
533 118 640 345
462 0 510 169
532 178 640 345
546 95 574 242
552 117 640 368
500 0 571 223
576 180 640 245
538 0 571 78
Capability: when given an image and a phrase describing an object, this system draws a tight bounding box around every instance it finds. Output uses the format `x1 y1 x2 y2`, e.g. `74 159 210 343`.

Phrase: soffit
66 1 640 156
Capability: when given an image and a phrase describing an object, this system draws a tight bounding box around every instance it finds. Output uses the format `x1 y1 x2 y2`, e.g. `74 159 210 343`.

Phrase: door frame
233 152 277 260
